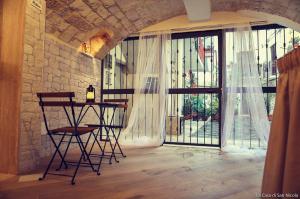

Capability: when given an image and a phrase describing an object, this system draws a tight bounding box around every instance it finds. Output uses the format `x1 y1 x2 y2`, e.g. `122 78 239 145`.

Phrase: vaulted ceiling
45 0 300 58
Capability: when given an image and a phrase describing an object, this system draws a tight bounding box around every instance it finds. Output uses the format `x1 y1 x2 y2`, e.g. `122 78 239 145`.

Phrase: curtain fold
222 26 270 150
262 47 300 196
120 32 171 147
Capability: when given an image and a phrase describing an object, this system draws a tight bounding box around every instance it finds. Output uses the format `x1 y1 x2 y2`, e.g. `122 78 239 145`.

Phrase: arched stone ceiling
45 0 300 58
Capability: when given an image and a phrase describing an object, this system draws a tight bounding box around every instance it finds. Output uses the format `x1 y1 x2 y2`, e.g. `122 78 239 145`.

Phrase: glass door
165 30 222 147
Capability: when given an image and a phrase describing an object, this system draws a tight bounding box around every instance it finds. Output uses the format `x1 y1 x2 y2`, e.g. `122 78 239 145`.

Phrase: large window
225 24 300 148
102 24 300 147
226 25 300 117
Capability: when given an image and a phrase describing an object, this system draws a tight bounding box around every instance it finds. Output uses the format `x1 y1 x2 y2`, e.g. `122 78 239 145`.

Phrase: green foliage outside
182 70 219 120
287 35 300 52
182 95 219 120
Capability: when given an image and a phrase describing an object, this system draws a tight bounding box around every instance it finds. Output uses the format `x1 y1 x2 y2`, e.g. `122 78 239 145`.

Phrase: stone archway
14 0 300 174
45 0 300 58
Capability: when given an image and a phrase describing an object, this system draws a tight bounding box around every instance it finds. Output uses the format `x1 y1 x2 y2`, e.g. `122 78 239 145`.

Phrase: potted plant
190 95 219 121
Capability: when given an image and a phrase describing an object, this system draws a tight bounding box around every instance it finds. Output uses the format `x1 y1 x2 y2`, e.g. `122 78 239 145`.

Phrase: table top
74 101 127 108
40 101 128 108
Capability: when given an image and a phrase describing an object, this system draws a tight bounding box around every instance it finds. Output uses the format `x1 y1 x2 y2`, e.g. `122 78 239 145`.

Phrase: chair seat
86 124 123 129
49 127 97 135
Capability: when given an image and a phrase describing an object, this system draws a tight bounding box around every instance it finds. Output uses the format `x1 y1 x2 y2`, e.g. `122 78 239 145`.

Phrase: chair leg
49 133 69 168
76 136 87 161
70 135 93 185
101 126 118 164
94 130 103 152
111 128 126 159
96 135 108 175
56 135 73 171
117 109 126 158
87 130 98 156
70 144 84 185
88 129 103 156
77 134 95 171
115 137 126 158
108 131 118 164
39 133 66 181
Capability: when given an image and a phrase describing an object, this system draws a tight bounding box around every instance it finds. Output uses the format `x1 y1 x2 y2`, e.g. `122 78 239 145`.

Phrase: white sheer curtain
222 26 270 150
120 32 171 147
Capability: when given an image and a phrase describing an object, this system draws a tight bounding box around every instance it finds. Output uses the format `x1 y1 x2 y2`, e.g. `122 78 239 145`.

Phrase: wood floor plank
0 146 264 199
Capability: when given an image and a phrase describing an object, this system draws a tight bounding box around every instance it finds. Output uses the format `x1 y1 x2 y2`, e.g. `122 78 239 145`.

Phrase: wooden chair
37 92 97 185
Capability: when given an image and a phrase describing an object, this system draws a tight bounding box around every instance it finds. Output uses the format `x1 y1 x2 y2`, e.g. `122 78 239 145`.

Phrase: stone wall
41 35 101 158
20 0 46 173
20 0 101 173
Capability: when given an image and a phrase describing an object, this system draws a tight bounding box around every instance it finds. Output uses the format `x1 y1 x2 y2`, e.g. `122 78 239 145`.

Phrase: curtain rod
129 20 268 36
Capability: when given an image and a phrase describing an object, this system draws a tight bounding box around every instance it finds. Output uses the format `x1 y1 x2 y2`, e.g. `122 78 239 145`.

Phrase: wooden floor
0 146 265 199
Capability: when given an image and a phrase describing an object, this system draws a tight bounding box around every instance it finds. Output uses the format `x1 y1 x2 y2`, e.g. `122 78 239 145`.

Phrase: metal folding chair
87 99 128 175
37 92 97 185
102 99 127 161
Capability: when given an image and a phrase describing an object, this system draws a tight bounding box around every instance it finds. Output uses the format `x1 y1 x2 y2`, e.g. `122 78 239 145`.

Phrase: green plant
181 95 219 119
181 71 219 119
182 98 193 116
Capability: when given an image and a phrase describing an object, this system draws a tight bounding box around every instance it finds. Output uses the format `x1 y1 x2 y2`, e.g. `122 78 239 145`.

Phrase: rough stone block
24 44 33 54
96 5 110 19
58 25 79 43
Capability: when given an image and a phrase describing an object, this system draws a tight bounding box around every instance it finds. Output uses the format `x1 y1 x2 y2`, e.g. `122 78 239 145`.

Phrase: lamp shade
86 85 95 103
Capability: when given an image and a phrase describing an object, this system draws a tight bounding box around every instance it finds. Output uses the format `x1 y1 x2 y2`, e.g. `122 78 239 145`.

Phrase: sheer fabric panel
120 32 171 146
222 26 270 150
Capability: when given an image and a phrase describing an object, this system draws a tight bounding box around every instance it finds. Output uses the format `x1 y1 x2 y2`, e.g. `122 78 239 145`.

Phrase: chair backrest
104 98 128 109
103 99 128 103
37 92 77 132
37 92 75 98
